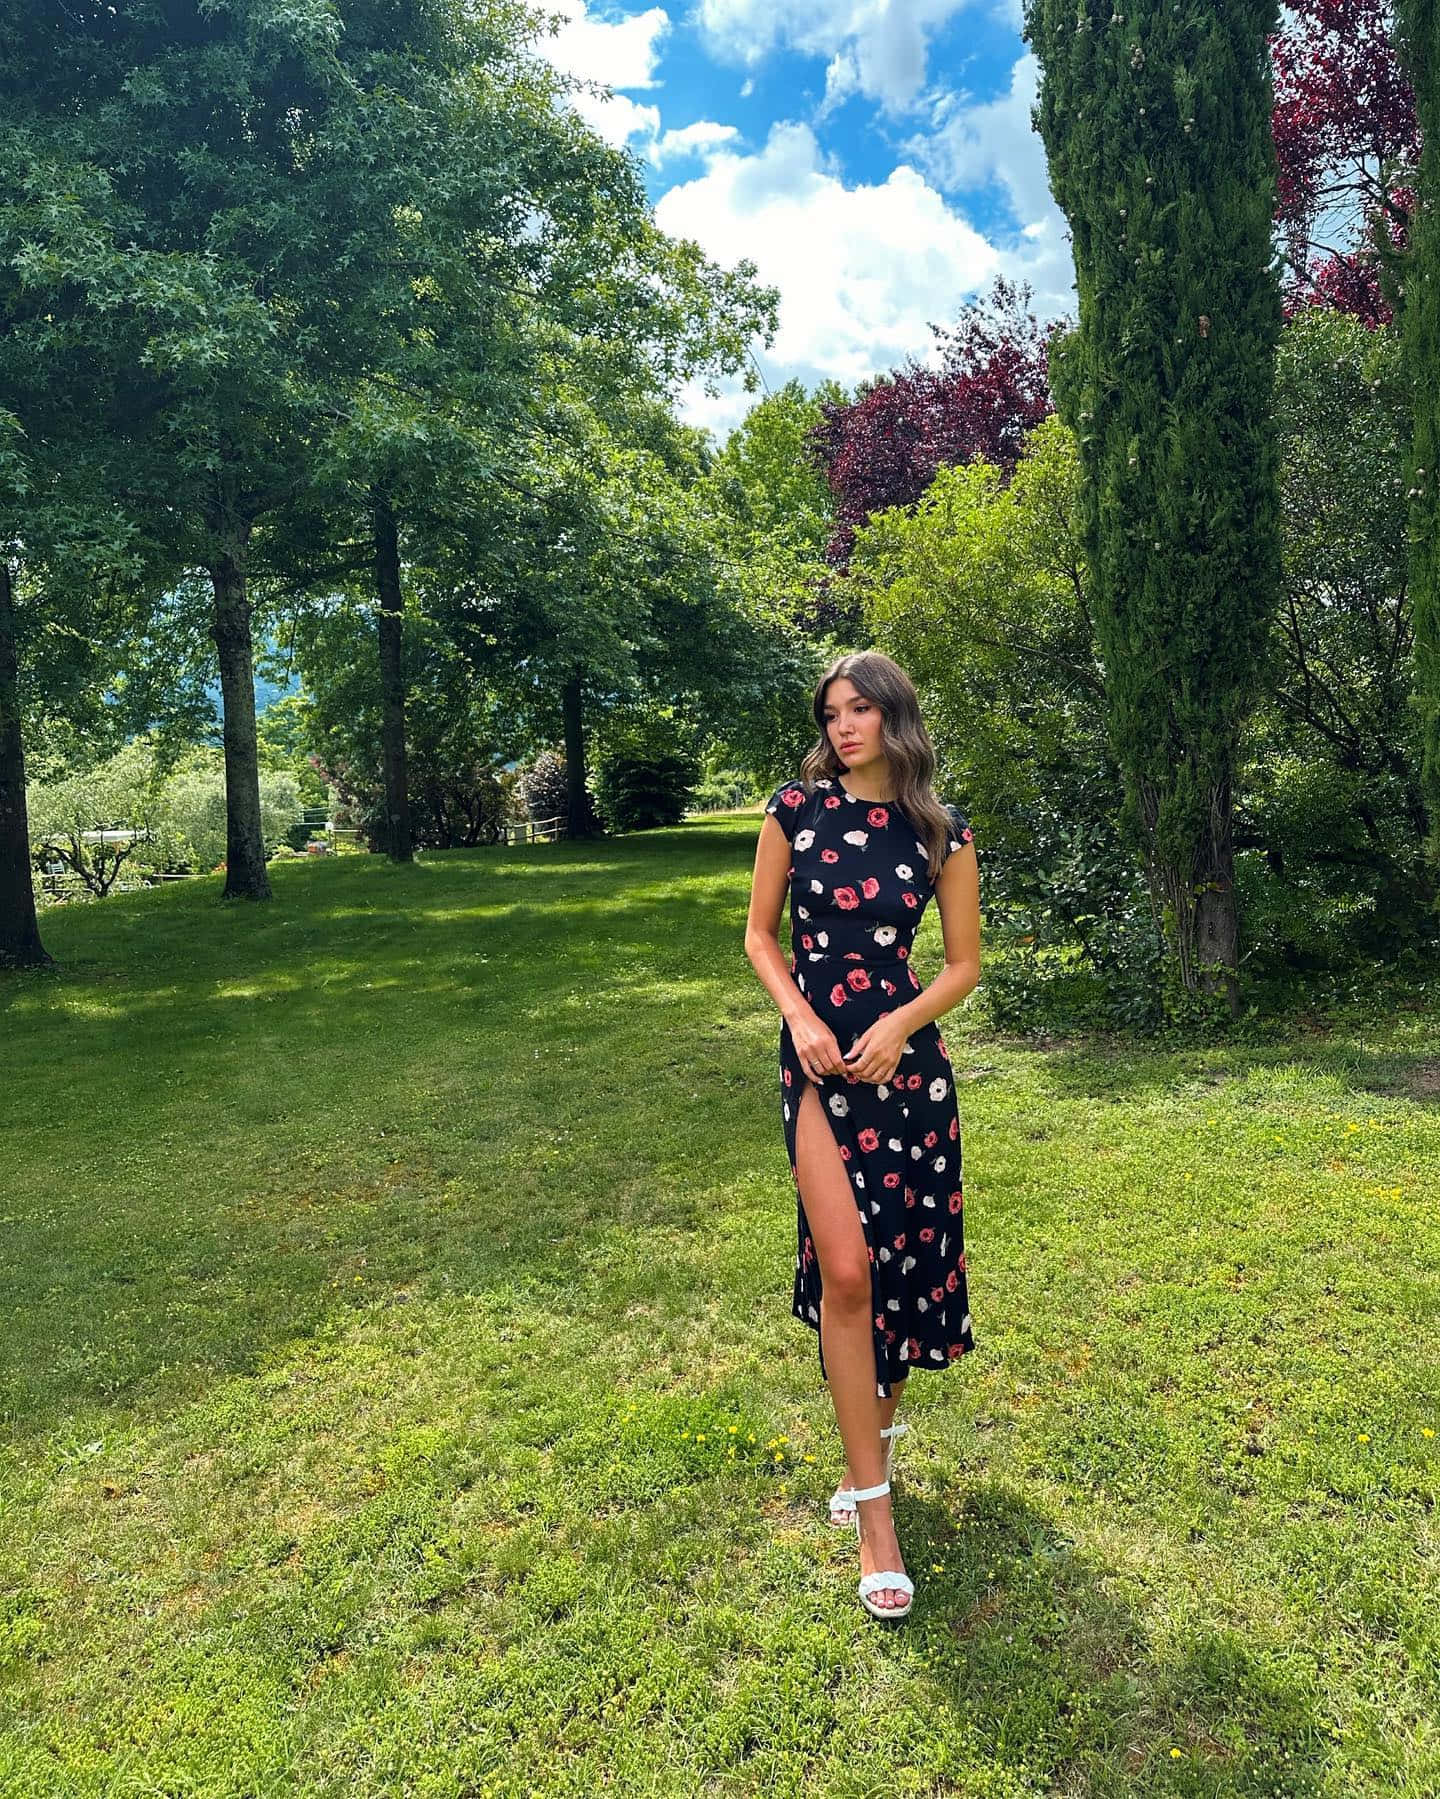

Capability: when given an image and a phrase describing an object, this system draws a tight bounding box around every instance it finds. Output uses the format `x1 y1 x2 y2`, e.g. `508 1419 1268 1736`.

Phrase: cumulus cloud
651 120 743 164
910 55 1075 316
697 0 975 110
656 120 1010 433
539 0 669 146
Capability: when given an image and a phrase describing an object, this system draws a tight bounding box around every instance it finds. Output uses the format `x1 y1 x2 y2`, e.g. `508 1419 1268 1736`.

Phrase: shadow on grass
901 1483 1326 1794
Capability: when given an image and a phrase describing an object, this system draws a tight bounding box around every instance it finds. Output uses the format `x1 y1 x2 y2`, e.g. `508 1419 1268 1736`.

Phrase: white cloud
539 0 669 147
697 0 975 110
656 121 1011 433
543 0 669 89
651 120 743 164
910 55 1075 317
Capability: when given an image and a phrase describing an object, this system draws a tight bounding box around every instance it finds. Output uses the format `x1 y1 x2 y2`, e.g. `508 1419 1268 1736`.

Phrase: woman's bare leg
795 1081 909 1610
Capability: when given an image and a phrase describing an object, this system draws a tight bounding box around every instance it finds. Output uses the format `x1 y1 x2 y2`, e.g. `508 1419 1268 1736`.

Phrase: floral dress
765 775 976 1397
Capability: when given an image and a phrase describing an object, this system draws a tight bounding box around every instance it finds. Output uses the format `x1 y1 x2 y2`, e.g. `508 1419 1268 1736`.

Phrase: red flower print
839 1144 851 1162
874 1313 885 1331
948 1191 963 1214
783 1068 792 1087
896 946 908 959
938 1037 950 1061
883 1171 900 1189
801 934 813 950
945 1270 959 1293
885 1327 897 1345
902 891 918 909
961 827 974 842
867 1244 875 1262
906 1336 921 1360
868 806 890 828
847 968 872 992
907 1074 923 1091
931 1286 944 1302
923 1130 937 1148
920 1227 936 1244
857 1127 880 1152
830 983 847 1007
820 848 839 864
949 1118 958 1140
824 795 841 809
861 876 879 899
956 1253 967 1273
893 1233 906 1249
948 1343 966 1361
780 787 803 808
844 951 863 961
881 979 896 994
833 887 860 910
903 1188 916 1207
909 972 920 990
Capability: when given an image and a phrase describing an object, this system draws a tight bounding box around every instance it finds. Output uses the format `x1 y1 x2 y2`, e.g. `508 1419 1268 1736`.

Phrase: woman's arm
841 840 979 1084
744 815 848 1079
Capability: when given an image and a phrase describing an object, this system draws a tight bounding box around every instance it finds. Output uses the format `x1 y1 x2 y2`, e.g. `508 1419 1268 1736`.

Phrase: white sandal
849 1478 914 1621
827 1421 907 1527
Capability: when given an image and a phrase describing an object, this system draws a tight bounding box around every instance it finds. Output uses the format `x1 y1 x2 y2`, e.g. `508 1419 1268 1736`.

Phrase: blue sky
539 0 1073 438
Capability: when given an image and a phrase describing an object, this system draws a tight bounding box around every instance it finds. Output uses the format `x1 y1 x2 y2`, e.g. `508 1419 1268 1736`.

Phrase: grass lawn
2 816 1439 1797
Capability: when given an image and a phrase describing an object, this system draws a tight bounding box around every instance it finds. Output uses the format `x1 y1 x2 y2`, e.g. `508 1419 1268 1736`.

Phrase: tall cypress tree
1395 0 1440 862
1026 0 1283 1006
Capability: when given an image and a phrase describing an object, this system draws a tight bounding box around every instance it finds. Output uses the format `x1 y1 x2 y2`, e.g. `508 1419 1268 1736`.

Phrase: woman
744 651 980 1621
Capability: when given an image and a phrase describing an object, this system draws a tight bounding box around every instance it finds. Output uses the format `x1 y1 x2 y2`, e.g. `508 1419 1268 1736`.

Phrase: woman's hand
790 1009 848 1084
842 1011 912 1085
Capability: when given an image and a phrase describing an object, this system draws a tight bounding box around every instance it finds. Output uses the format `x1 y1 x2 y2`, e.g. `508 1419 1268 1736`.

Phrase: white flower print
888 1136 903 1152
816 931 829 947
794 829 815 851
886 1297 900 1311
873 924 897 947
929 1077 948 1101
916 1296 929 1313
843 830 869 847
810 879 823 894
877 1084 890 1102
901 1255 917 1274
911 1145 922 1159
828 1093 849 1118
878 1246 891 1262
895 863 913 881
932 1155 947 1173
795 904 810 920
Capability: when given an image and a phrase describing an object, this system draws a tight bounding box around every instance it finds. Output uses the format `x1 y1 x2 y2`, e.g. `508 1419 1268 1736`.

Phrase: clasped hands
791 1006 912 1087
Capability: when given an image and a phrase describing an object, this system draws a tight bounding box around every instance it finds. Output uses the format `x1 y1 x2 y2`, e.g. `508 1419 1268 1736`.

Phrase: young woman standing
744 651 981 1621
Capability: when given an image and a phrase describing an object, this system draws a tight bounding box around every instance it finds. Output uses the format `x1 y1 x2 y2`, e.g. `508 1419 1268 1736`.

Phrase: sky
538 0 1074 441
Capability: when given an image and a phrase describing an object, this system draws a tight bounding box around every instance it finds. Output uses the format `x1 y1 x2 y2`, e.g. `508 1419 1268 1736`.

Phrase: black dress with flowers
765 775 975 1397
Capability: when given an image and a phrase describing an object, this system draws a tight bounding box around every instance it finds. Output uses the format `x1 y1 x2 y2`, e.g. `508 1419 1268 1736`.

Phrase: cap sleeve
941 803 974 864
763 780 808 843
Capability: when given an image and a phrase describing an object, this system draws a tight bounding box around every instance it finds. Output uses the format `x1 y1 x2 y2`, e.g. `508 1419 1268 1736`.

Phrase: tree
809 279 1054 567
1397 0 1440 858
1028 0 1285 1008
1271 0 1419 322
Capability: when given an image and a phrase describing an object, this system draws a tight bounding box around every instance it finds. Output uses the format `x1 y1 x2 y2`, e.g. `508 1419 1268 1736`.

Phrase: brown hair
799 650 957 881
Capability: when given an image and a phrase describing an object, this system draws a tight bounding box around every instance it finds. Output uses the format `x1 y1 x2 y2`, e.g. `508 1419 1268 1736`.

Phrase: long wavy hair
799 651 956 881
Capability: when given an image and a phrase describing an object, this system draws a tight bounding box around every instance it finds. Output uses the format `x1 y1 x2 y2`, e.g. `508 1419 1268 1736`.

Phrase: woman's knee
820 1257 872 1314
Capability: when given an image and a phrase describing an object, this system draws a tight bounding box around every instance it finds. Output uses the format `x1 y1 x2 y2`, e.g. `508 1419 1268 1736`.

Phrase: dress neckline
836 772 897 806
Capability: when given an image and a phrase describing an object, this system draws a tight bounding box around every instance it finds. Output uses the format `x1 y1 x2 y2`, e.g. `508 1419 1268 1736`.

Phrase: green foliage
591 713 702 832
855 418 1164 1027
1241 309 1435 966
158 752 302 874
256 695 329 809
1027 0 1285 991
296 609 522 849
516 749 569 827
1396 0 1440 857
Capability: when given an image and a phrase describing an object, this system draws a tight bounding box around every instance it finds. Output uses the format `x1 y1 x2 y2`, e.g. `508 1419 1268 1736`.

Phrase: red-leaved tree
1271 0 1420 322
810 278 1054 565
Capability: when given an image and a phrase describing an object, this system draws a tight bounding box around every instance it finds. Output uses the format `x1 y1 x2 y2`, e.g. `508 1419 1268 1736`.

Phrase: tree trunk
0 562 52 971
208 540 272 901
562 670 595 837
1192 849 1240 1018
373 492 413 864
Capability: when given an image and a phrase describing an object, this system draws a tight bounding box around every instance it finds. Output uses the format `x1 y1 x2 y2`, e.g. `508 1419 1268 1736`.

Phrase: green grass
2 817 1439 1797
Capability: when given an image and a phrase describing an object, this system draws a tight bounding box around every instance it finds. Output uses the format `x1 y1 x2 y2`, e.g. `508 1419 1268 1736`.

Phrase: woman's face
821 677 885 771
